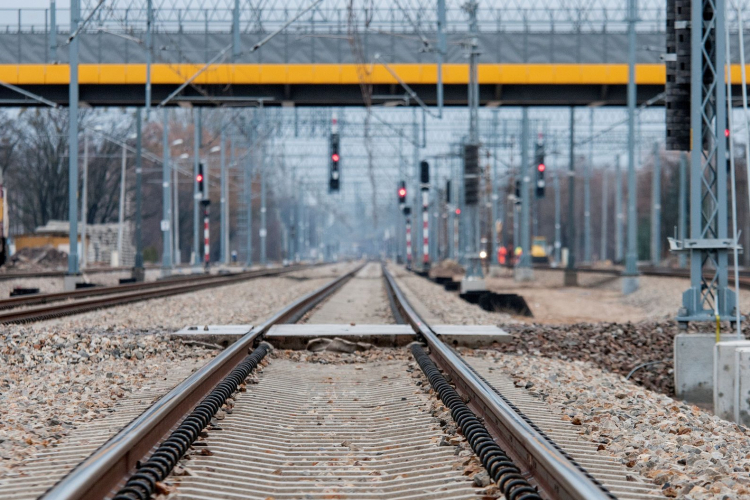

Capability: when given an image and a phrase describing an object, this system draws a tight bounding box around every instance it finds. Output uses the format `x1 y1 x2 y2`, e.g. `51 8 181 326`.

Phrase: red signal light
725 129 731 138
537 163 546 173
398 188 406 197
455 208 461 215
331 153 340 162
196 174 203 182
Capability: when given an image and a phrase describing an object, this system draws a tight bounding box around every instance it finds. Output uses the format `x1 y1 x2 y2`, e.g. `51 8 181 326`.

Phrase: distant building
14 220 135 267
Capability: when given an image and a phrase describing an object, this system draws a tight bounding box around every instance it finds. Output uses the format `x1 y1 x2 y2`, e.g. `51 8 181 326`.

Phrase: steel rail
0 265 321 323
41 262 364 500
0 264 187 282
0 264 315 311
382 264 614 500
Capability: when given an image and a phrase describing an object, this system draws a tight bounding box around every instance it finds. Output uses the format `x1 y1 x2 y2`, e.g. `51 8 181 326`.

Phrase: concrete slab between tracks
173 324 253 348
173 323 512 350
267 324 415 349
431 324 512 348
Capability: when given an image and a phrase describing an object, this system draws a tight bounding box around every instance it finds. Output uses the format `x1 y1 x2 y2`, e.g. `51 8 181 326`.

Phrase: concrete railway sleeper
112 343 271 500
410 343 542 500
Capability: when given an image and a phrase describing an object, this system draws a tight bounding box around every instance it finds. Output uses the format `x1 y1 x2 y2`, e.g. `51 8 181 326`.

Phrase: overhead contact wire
112 344 271 500
410 343 543 500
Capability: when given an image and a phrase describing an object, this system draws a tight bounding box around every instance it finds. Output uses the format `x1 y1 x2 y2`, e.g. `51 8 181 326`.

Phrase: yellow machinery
531 236 549 264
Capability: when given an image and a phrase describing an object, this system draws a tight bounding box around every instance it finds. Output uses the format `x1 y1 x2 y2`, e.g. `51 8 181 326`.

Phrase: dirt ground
484 269 646 323
480 267 750 324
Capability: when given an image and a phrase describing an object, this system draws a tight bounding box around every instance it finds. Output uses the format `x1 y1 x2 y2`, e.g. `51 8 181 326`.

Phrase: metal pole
260 110 267 266
117 143 126 265
422 182 429 270
518 108 532 271
233 0 241 61
81 132 88 269
491 110 499 264
678 152 687 268
584 108 593 263
290 163 296 262
245 137 253 268
173 148 180 266
134 109 144 278
220 127 228 264
650 142 661 264
468 4 479 145
67 0 80 277
554 166 561 265
406 212 412 270
623 0 639 292
145 0 152 117
615 154 623 263
193 108 201 267
601 166 608 261
726 25 742 337
161 107 172 275
412 108 420 268
736 3 750 239
49 0 56 63
564 107 578 285
436 0 447 117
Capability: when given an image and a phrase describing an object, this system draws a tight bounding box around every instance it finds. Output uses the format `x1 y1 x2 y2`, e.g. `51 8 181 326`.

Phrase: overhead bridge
0 30 740 107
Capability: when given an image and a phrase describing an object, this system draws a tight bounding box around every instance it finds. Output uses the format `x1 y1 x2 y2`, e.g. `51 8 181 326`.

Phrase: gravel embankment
499 321 676 395
0 264 350 476
467 350 750 499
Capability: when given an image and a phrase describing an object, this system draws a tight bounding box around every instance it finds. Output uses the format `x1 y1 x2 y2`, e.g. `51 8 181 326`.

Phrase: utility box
734 348 750 425
713 339 750 420
674 333 738 405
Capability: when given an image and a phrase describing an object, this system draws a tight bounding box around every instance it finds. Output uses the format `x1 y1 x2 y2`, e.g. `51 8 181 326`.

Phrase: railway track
18 262 658 500
0 264 317 324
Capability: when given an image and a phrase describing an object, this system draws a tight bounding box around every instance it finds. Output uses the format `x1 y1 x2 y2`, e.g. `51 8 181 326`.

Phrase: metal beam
564 106 577 286
677 0 735 325
623 0 639 293
162 107 172 275
67 0 80 276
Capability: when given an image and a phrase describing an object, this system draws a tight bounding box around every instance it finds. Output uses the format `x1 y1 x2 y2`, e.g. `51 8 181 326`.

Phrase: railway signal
534 141 546 198
464 144 479 205
398 181 407 206
196 162 211 269
329 117 341 192
196 163 206 198
420 160 430 270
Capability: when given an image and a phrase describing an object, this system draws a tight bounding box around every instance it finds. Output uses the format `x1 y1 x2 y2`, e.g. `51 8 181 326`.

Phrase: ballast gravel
0 327 214 478
0 264 350 477
388 265 517 325
468 349 750 500
42 266 348 331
